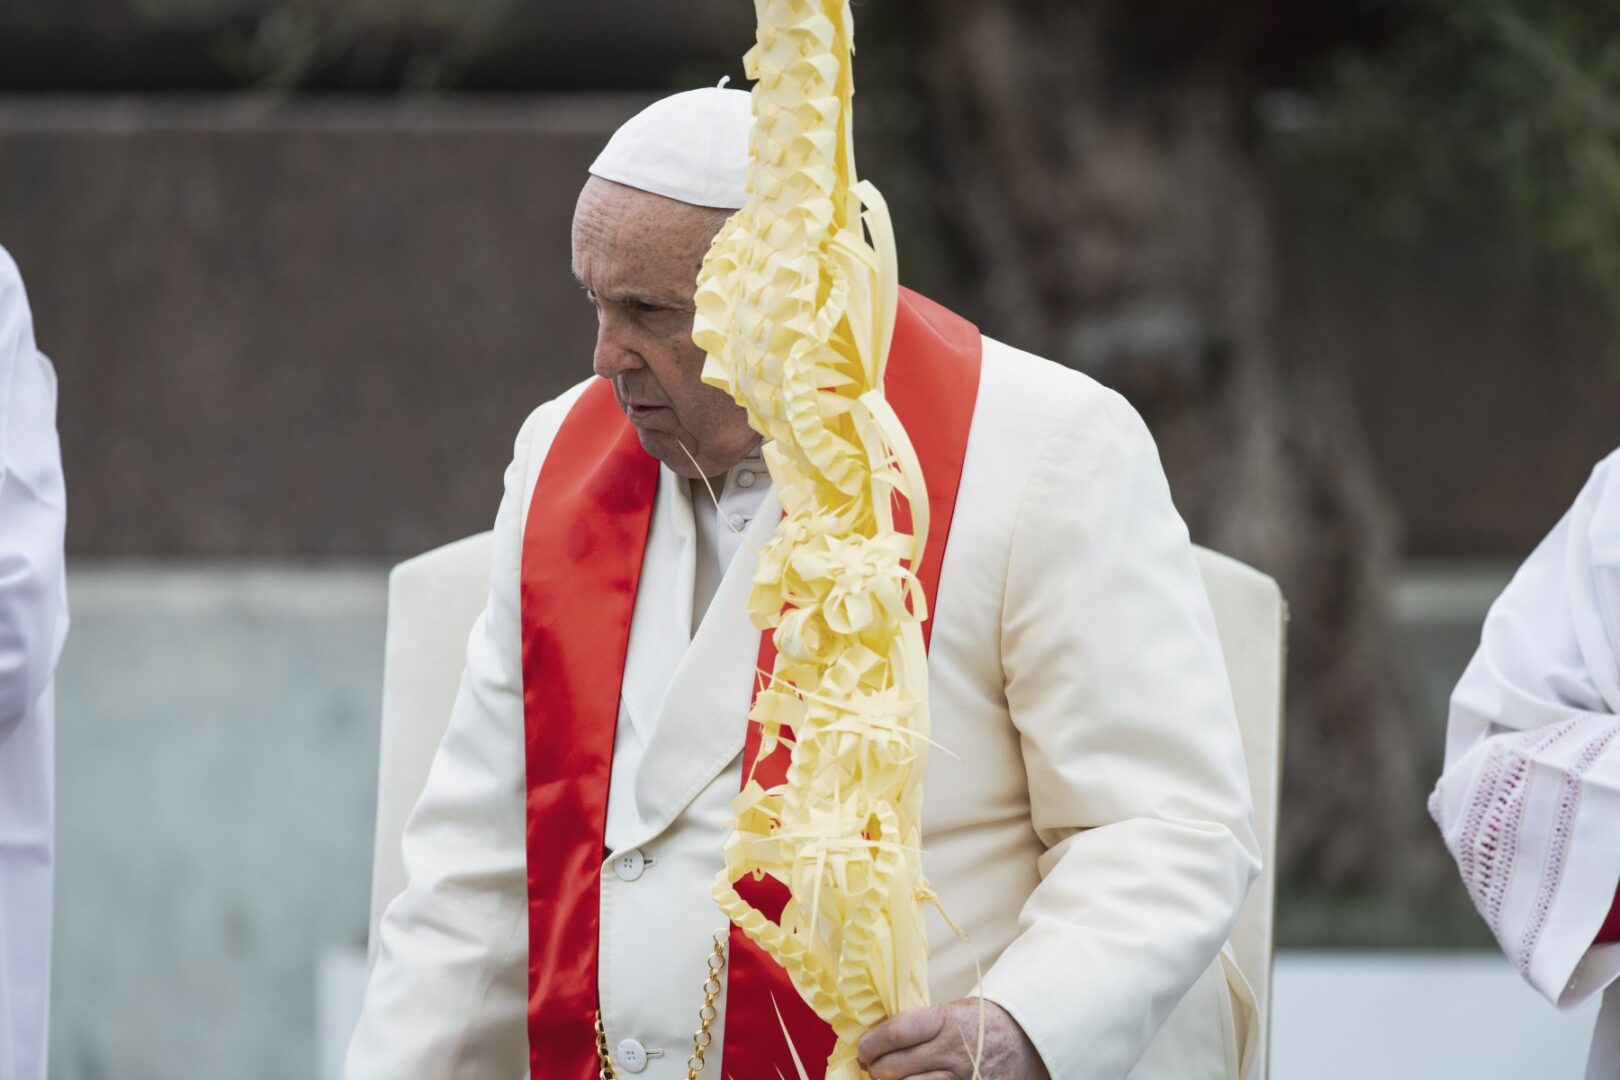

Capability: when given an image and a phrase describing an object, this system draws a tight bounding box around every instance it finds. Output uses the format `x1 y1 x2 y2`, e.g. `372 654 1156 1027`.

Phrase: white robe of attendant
1430 449 1620 1078
0 246 66 1080
349 336 1261 1080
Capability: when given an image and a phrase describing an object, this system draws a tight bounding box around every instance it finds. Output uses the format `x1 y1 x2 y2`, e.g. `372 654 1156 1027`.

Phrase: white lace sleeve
1431 450 1620 1008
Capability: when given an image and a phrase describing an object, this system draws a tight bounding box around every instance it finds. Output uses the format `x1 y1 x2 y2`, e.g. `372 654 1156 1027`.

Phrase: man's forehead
572 181 728 296
570 241 698 311
575 175 713 229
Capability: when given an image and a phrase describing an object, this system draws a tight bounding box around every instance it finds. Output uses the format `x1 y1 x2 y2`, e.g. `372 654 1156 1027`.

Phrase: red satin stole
519 288 982 1077
1598 888 1620 944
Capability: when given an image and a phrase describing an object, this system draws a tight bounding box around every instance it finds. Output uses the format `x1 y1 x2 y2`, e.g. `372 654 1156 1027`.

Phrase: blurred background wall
3 1 1618 1077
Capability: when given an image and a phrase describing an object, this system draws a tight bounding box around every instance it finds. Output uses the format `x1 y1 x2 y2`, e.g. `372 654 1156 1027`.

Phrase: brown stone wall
0 96 637 557
0 94 947 559
2 95 1615 559
1276 190 1620 558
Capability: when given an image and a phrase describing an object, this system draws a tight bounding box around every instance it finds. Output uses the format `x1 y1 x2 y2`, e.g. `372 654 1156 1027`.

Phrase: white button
727 513 748 531
616 1038 648 1073
613 849 645 882
735 470 757 489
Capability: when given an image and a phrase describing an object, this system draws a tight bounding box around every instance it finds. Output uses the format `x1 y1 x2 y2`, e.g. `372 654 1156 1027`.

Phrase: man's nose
591 324 644 381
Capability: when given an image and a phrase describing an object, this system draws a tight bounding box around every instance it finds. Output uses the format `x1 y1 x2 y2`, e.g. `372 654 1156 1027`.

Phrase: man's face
570 176 760 479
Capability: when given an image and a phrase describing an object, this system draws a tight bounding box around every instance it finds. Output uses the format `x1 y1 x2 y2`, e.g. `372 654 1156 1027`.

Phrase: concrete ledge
52 563 389 1080
67 560 387 616
1272 952 1599 1079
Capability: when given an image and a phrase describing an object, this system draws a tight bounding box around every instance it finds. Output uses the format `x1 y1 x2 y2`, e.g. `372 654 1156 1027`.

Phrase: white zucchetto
588 85 753 210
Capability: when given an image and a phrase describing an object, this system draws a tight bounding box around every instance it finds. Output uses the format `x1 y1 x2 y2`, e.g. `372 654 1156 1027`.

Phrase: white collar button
616 1038 649 1072
612 849 646 882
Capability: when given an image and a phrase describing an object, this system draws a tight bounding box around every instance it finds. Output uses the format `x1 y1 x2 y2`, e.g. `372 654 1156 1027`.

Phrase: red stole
519 288 982 1076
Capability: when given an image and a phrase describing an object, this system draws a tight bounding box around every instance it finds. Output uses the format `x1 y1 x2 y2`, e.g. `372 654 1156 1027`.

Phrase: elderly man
348 88 1258 1080
1431 449 1620 1078
0 244 68 1080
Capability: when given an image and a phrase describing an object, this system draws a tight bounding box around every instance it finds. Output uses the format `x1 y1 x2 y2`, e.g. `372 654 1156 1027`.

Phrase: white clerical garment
1431 449 1620 1077
0 246 66 1080
349 335 1261 1080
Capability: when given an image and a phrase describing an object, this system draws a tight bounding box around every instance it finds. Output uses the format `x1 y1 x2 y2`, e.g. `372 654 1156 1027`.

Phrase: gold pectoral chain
594 929 728 1080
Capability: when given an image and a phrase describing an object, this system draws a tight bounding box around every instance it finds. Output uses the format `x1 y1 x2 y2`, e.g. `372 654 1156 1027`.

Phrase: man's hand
856 997 1049 1080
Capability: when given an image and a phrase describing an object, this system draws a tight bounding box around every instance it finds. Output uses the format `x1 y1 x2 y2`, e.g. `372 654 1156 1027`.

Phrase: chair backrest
366 531 496 969
366 534 1286 1074
1193 547 1287 1080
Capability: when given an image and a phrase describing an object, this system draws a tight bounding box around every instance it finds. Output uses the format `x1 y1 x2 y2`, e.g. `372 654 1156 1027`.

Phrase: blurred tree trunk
906 0 1433 896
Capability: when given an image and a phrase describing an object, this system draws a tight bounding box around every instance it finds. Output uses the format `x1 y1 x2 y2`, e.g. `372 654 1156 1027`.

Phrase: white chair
365 532 495 971
1195 548 1287 1080
366 533 1286 1077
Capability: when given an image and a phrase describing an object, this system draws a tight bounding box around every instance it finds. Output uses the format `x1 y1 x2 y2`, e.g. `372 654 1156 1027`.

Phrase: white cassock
348 334 1261 1080
1430 449 1620 1078
0 246 67 1080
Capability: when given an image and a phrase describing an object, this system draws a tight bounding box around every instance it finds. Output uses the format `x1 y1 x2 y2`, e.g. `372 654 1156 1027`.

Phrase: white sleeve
0 247 68 735
1430 451 1620 1008
345 415 538 1080
978 387 1261 1080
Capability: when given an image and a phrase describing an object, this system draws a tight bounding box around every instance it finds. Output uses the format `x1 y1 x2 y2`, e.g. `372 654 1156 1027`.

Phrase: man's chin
633 428 704 478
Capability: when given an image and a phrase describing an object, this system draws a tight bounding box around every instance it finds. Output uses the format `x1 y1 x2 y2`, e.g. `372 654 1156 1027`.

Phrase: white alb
1431 449 1620 1078
0 245 67 1080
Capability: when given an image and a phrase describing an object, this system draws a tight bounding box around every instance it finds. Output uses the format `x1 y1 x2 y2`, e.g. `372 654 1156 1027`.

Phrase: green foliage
1293 0 1620 320
138 0 514 90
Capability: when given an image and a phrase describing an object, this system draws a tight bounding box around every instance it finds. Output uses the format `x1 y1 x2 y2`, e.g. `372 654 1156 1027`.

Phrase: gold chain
594 1010 617 1080
594 929 729 1079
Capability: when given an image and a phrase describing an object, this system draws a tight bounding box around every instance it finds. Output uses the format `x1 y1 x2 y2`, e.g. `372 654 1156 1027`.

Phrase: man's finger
856 1004 948 1065
865 1042 954 1080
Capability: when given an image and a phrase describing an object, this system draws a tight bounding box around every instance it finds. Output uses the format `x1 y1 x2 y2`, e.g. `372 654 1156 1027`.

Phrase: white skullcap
588 84 754 210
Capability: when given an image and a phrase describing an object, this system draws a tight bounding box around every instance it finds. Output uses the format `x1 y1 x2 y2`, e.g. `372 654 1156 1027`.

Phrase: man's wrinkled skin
573 177 1049 1079
571 176 761 479
858 998 1050 1080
